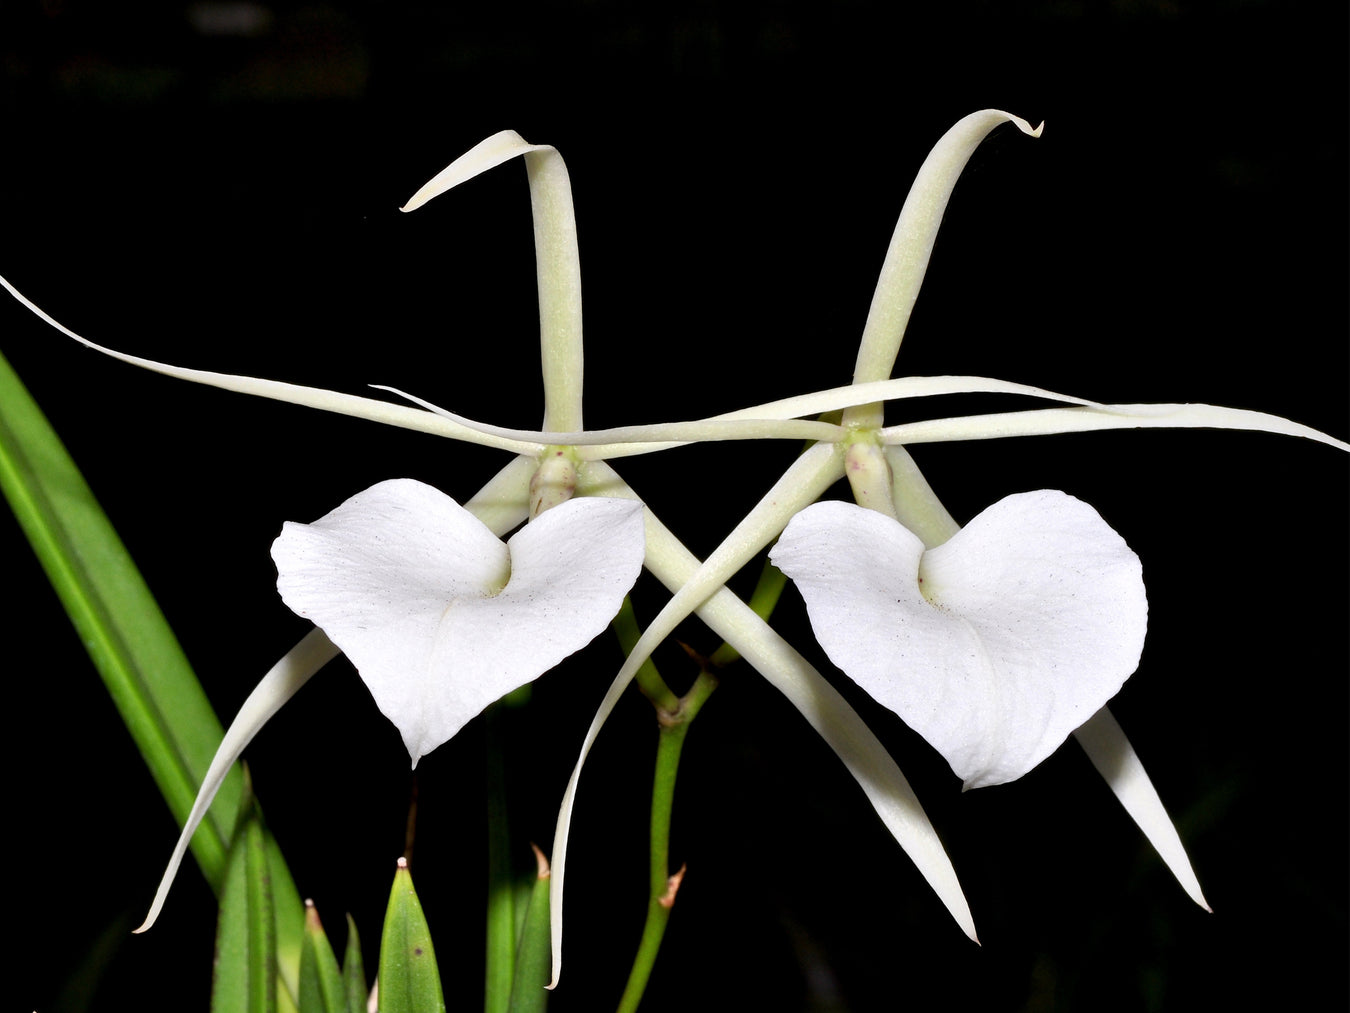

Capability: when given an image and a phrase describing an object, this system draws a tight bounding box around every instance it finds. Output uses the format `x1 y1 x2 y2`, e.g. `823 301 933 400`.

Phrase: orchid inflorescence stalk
3 109 1345 996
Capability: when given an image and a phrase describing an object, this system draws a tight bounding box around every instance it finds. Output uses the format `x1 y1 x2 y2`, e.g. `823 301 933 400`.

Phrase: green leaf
0 348 235 881
507 847 551 1013
378 859 446 1013
484 704 515 1013
299 902 349 1013
212 772 277 1013
0 349 306 998
343 914 369 1013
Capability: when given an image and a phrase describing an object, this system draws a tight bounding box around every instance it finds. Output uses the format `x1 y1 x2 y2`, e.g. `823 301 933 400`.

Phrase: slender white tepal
846 110 1042 429
402 130 584 432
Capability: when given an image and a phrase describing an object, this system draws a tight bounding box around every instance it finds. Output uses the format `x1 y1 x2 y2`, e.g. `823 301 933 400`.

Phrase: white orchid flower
769 491 1147 791
544 106 1347 946
272 479 646 765
4 111 1344 983
1 129 988 962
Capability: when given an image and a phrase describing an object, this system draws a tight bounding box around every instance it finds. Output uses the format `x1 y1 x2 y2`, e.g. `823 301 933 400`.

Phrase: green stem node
615 668 717 1013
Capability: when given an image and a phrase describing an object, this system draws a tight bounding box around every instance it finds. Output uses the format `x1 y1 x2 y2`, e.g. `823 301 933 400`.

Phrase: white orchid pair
5 109 1345 989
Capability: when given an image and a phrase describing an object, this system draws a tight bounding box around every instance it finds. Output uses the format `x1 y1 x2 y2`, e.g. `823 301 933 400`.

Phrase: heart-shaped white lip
273 478 646 765
770 490 1147 789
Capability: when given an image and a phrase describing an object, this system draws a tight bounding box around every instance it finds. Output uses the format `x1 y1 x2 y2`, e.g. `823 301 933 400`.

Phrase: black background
3 2 1346 1011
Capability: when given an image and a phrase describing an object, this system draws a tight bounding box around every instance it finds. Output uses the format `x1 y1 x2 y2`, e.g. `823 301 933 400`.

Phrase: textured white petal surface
273 479 644 763
771 492 1147 788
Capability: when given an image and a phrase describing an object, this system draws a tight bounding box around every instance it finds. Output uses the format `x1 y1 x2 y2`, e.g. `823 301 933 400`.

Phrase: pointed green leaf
484 706 516 1013
0 348 236 884
343 915 368 1013
378 860 445 1013
507 847 551 1013
212 774 277 1013
0 348 307 998
299 902 349 1013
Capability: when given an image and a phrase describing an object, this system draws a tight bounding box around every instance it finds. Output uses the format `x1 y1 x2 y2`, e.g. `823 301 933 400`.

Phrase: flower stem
708 555 789 668
612 595 680 712
614 669 718 1013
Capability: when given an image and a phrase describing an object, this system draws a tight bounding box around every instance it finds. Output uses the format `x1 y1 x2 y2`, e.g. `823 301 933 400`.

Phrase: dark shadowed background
3 2 1346 1011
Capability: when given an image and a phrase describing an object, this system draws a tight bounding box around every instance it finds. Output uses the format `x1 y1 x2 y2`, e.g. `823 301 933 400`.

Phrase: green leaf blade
0 348 237 879
212 779 277 1013
378 860 445 1013
343 914 369 1013
507 847 551 1013
0 349 307 996
299 902 350 1013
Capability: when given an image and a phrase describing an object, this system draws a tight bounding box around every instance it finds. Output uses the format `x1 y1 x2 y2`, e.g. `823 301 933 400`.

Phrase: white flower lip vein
272 478 646 765
771 491 1148 790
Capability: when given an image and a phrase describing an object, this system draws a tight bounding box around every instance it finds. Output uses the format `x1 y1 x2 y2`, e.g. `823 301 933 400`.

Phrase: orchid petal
714 374 1158 425
373 374 1141 458
847 110 1042 428
373 384 844 447
881 403 1350 452
771 493 1148 789
547 460 975 988
1074 707 1210 910
135 627 341 933
0 274 544 455
463 453 535 537
401 130 549 212
272 479 645 764
882 449 1208 908
137 460 532 934
403 131 583 431
885 445 961 550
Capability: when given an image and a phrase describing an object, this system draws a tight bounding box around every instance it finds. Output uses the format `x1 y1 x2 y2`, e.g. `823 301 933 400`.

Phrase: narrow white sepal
772 493 1148 789
848 109 1042 427
1074 706 1211 911
885 444 961 550
0 274 543 455
401 131 584 431
370 374 1137 457
401 130 550 213
371 383 844 447
272 479 645 764
463 454 536 537
881 403 1350 453
135 627 340 933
